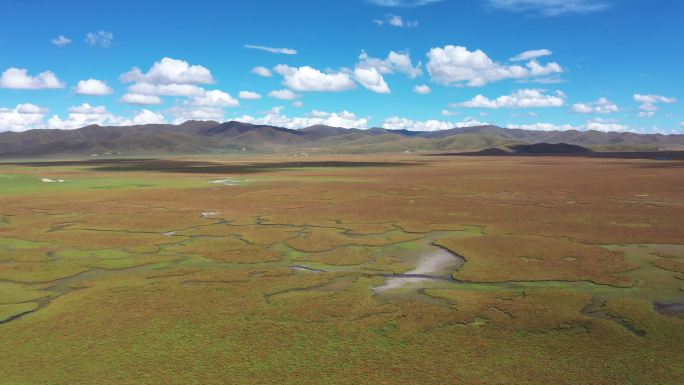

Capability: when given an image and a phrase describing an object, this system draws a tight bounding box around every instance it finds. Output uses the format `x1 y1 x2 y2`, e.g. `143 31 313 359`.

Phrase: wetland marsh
0 154 683 385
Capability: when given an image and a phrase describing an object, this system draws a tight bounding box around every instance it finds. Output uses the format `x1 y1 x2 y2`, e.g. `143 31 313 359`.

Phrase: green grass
0 236 51 250
0 282 52 304
0 172 231 196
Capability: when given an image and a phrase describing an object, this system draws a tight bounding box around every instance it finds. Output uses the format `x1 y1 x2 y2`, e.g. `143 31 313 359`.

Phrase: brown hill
1 121 683 157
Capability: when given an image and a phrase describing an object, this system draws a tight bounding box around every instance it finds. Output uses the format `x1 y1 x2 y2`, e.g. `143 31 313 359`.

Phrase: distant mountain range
1 120 683 157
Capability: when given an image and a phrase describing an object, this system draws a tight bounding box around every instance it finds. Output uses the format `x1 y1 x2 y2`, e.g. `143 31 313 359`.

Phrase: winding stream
288 235 683 336
2 219 682 334
0 262 172 325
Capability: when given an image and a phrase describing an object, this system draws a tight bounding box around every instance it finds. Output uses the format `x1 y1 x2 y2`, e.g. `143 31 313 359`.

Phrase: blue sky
1 0 682 133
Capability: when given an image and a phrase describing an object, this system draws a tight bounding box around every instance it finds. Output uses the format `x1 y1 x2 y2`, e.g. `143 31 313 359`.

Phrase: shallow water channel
287 229 684 330
373 244 463 291
2 222 682 331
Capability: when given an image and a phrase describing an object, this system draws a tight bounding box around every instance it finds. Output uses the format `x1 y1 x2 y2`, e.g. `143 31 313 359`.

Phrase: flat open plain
0 154 683 385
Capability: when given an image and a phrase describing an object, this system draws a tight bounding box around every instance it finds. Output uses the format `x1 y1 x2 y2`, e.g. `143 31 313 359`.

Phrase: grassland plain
0 154 682 385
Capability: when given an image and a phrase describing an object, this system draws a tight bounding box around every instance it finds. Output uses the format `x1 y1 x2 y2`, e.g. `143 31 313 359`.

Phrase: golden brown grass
437 234 636 286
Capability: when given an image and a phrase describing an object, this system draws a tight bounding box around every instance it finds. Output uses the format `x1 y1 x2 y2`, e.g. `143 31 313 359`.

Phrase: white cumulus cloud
119 57 225 108
507 118 630 133
0 102 166 131
188 90 239 108
357 50 422 78
506 122 576 131
426 45 563 87
269 89 299 100
234 107 369 129
353 50 422 93
413 84 431 94
354 67 390 93
74 79 114 95
46 103 166 129
251 66 273 77
0 103 48 132
634 93 677 118
120 93 163 105
125 109 166 126
382 116 486 131
584 117 629 132
127 83 205 97
274 65 356 92
47 103 110 129
168 90 239 123
0 68 65 89
238 91 262 100
120 57 214 85
170 107 225 124
571 97 618 114
454 89 566 109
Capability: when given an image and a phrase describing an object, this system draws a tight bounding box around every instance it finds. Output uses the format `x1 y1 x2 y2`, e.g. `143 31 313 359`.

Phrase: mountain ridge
1 120 683 157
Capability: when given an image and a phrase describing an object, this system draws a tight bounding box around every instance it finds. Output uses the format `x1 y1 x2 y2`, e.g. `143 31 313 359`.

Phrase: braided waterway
288 233 684 335
2 217 681 335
